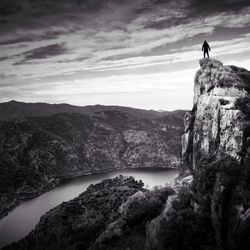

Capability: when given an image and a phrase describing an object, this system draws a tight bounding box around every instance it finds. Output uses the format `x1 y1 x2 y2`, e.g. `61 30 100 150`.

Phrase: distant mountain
0 109 185 219
0 100 179 121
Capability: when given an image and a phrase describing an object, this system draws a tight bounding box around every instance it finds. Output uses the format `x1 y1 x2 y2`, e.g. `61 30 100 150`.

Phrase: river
0 168 178 248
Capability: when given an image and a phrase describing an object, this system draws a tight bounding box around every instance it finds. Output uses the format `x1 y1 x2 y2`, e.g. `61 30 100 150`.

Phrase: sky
0 0 250 111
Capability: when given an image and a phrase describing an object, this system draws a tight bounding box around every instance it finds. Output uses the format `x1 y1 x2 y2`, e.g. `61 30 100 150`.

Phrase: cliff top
199 58 223 68
194 58 250 103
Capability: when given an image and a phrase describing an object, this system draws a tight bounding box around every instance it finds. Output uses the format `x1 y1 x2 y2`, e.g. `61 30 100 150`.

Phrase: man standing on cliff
202 40 211 58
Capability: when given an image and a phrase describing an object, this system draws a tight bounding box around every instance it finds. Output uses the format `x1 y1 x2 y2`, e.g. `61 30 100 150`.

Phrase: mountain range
0 100 178 121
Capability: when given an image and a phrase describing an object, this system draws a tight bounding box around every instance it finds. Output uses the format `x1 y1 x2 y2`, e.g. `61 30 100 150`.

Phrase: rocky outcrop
0 110 184 219
182 58 250 170
93 187 174 250
152 58 250 250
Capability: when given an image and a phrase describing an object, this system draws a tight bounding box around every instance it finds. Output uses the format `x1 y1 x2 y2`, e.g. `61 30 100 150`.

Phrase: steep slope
0 110 184 219
182 58 250 169
0 100 182 121
147 58 250 250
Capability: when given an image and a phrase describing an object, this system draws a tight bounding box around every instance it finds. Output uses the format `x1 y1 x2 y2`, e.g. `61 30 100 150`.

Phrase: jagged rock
194 58 249 104
180 58 250 249
181 111 194 169
145 59 250 250
184 58 250 171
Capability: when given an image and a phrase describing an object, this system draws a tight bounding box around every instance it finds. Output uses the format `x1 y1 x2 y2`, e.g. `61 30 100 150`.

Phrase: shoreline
0 165 178 220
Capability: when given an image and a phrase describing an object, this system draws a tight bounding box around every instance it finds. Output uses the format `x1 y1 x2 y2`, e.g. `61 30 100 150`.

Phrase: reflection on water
0 168 177 248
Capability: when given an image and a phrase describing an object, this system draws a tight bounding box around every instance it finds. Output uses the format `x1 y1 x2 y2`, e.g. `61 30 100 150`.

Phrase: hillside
0 110 184 219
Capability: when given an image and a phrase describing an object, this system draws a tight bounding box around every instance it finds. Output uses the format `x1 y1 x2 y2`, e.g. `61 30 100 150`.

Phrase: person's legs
204 50 209 58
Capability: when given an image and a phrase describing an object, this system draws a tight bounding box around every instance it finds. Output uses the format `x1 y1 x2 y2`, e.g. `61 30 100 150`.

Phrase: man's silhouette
202 40 211 58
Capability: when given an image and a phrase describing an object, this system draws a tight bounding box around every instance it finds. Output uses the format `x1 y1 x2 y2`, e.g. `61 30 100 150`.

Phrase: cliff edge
183 58 250 171
163 58 250 250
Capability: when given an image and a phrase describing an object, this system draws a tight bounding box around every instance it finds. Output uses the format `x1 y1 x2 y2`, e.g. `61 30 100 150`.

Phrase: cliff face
0 110 183 219
163 58 250 250
182 58 250 170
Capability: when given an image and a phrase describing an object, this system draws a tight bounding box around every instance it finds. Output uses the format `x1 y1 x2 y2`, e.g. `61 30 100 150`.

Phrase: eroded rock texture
183 58 250 170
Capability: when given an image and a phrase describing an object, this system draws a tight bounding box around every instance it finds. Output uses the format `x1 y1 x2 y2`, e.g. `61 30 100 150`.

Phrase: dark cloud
0 73 17 79
189 0 250 16
0 56 9 61
57 56 90 64
0 0 22 16
144 18 187 30
25 43 67 60
0 37 37 46
0 0 74 17
0 30 67 46
144 0 250 30
1 0 249 19
14 43 67 65
1 0 248 48
0 0 119 17
102 53 136 62
0 1 140 45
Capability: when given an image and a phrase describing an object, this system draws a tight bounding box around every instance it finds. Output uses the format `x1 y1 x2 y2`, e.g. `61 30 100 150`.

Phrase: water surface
0 168 177 248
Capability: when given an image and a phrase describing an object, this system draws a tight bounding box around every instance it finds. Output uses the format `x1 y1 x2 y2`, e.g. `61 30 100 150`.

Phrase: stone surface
145 59 250 250
183 58 250 170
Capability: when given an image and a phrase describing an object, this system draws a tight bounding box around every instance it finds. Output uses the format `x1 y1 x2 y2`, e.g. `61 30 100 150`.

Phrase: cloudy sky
0 0 250 110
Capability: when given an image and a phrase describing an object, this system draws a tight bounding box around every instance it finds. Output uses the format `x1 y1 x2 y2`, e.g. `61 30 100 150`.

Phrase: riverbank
0 168 178 248
0 178 59 220
0 165 178 220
